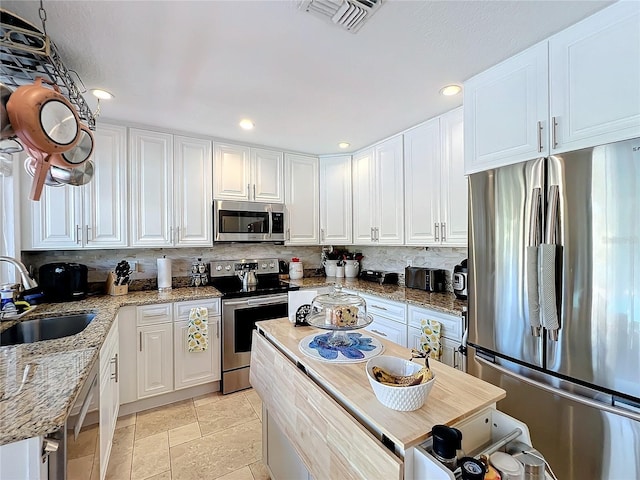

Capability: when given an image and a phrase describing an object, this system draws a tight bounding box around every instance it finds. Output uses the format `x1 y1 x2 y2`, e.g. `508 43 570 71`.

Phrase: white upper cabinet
130 129 212 248
549 1 640 153
173 136 213 246
439 107 467 246
214 143 250 200
465 2 640 173
84 124 128 248
353 135 404 245
404 108 467 246
285 153 319 245
130 129 174 247
252 148 284 202
319 155 352 245
21 123 128 250
464 42 549 174
404 118 440 245
214 143 283 202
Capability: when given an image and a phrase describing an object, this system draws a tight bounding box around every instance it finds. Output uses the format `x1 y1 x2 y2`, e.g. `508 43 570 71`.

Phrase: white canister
289 261 304 280
344 260 360 278
335 265 345 277
323 259 338 277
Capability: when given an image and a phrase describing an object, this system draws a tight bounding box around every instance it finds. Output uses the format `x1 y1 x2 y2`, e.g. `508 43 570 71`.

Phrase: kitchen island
250 318 506 480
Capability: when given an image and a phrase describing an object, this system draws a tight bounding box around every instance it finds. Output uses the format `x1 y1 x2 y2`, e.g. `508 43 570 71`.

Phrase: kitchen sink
0 313 96 346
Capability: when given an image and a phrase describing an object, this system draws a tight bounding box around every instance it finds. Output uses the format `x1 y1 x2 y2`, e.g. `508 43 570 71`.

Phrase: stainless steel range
209 258 299 394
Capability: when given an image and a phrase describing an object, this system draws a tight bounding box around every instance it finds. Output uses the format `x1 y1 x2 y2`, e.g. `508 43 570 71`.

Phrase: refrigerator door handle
475 355 640 423
539 184 560 340
527 187 542 336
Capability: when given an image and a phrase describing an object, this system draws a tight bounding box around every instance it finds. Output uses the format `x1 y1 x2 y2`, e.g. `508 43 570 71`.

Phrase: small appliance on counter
359 269 398 285
453 259 468 299
39 262 88 302
405 267 446 292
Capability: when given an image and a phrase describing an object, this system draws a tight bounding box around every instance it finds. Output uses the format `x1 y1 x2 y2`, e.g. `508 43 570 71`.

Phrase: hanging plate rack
0 8 96 129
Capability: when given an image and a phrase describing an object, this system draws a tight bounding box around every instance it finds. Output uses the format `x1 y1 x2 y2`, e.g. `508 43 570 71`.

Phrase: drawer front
173 299 221 321
365 315 407 347
358 293 406 323
136 303 172 326
407 306 462 341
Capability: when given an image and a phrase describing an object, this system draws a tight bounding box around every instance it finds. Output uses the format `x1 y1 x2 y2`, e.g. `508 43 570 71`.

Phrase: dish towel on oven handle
187 307 208 352
419 319 442 361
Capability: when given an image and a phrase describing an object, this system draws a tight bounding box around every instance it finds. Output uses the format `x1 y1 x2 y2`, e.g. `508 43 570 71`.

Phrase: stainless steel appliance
359 269 398 285
213 200 285 242
467 138 640 480
453 259 468 299
38 262 88 302
210 258 298 394
405 267 446 292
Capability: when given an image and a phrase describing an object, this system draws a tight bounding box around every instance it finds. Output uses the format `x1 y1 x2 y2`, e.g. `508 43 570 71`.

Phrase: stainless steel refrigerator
467 137 640 480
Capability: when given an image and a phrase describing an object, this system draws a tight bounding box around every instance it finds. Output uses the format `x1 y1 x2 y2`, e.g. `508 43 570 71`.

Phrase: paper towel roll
157 257 172 291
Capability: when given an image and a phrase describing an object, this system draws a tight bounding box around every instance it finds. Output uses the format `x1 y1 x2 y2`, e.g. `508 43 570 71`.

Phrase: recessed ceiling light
90 88 114 100
239 119 254 130
338 142 350 149
440 84 462 96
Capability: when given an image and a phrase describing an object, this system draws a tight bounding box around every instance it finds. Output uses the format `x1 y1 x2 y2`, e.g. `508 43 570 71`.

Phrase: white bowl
366 355 436 411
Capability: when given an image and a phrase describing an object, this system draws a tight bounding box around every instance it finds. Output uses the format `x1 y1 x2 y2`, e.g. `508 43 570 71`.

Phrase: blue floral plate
299 331 384 363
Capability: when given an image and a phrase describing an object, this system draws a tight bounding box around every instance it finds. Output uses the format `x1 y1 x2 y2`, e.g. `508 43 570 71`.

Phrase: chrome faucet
0 256 38 289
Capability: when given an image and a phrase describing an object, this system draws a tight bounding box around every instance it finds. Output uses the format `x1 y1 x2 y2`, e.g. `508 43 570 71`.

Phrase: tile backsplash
22 245 325 284
22 244 466 291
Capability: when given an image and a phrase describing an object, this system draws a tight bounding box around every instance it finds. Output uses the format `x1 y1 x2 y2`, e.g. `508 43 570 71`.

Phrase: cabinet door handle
453 350 459 370
537 121 543 152
139 332 142 352
321 228 325 243
175 226 180 244
253 184 256 200
435 223 440 242
552 116 558 149
169 226 174 244
375 227 379 242
216 320 220 339
371 304 388 311
247 183 251 199
441 223 446 242
111 353 119 382
85 225 91 243
76 225 82 244
370 227 374 241
371 329 387 337
286 228 290 241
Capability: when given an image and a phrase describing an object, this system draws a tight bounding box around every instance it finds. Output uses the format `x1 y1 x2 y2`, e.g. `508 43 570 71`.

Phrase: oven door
222 294 288 372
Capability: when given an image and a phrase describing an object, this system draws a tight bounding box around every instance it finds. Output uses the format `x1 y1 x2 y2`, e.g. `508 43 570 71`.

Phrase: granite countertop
286 277 467 315
0 287 223 446
0 276 463 446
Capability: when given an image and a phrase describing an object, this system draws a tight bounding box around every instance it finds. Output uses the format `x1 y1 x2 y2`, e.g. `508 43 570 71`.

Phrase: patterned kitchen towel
187 307 208 352
419 319 442 360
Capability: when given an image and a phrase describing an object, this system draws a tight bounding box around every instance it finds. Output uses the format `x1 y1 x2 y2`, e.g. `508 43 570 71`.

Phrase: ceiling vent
299 0 383 33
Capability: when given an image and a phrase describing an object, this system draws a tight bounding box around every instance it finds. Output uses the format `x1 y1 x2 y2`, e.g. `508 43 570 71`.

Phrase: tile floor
66 389 269 480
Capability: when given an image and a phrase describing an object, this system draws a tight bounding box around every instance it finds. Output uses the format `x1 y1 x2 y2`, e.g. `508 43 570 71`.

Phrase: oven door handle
223 295 288 307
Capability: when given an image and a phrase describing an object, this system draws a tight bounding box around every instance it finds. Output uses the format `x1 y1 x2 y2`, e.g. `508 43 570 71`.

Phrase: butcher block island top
252 318 505 453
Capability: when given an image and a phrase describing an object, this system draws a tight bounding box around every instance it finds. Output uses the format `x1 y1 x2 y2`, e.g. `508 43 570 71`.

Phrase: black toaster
404 267 446 292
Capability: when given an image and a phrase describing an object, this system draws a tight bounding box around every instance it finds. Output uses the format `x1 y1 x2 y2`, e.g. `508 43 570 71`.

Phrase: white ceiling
3 0 612 155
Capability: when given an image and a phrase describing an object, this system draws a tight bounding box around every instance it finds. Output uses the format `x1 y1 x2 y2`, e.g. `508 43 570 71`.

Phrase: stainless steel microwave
213 200 285 242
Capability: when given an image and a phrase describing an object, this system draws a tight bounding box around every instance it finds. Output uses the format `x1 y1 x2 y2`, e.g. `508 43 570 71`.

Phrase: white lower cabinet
99 317 120 480
407 305 464 372
356 292 407 347
173 299 221 390
121 300 222 404
137 322 174 399
0 436 47 480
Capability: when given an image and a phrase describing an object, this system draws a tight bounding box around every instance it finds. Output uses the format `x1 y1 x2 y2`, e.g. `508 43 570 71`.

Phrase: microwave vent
298 0 383 33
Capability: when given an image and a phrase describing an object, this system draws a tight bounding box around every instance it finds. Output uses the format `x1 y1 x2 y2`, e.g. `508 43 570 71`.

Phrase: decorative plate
299 331 384 363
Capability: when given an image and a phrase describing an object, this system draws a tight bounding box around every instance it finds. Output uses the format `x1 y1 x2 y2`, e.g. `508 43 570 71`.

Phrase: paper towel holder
157 255 172 292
